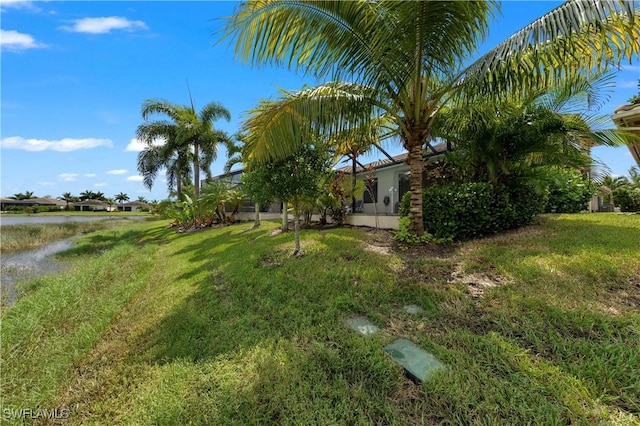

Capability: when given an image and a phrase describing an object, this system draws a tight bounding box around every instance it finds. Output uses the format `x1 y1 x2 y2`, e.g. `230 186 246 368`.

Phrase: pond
0 215 148 226
1 238 74 306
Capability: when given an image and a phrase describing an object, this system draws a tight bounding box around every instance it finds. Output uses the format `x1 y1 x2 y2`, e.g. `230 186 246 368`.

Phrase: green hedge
400 181 547 241
541 168 594 213
613 188 640 212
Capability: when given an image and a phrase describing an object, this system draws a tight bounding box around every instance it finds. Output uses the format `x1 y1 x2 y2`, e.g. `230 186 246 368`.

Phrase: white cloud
619 80 639 89
107 169 127 175
1 136 112 152
37 181 56 186
0 0 41 11
125 137 165 152
126 175 144 182
61 16 147 34
94 183 108 187
0 29 47 51
83 173 96 177
58 173 79 182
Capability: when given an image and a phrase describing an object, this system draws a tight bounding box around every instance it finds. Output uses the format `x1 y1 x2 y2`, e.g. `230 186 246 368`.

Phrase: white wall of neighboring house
359 163 410 215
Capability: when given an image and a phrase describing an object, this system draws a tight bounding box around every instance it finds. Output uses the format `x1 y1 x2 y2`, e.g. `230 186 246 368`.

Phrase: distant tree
105 198 116 211
11 191 35 200
137 196 148 203
94 191 106 201
136 119 191 201
59 192 77 211
115 192 130 204
79 190 96 201
140 97 232 200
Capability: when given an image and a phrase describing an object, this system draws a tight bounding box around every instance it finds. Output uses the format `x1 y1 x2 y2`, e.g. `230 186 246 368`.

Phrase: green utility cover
383 338 444 382
345 316 380 335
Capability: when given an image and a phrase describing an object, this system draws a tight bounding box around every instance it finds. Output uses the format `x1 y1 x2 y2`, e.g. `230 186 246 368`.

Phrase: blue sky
1 1 638 201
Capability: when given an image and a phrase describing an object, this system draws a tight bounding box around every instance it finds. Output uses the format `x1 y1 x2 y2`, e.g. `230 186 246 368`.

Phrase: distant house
203 170 284 214
0 197 66 210
74 199 109 212
116 201 150 212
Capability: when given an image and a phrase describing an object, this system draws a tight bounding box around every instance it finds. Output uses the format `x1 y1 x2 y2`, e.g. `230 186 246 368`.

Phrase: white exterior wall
360 163 408 214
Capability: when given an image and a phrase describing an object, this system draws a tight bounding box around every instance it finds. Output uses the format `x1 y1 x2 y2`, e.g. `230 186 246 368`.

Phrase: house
336 142 449 215
116 201 150 212
611 103 640 167
204 142 449 224
73 199 109 212
0 197 66 210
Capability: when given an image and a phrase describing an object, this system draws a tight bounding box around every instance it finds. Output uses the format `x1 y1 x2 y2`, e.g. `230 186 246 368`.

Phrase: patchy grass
1 214 638 424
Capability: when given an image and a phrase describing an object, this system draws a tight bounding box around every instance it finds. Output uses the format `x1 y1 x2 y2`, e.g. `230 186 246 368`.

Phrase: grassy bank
0 219 149 252
1 214 639 424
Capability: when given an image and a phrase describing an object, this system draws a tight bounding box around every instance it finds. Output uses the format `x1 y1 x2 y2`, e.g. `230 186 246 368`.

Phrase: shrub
613 187 640 212
399 181 545 241
539 168 594 213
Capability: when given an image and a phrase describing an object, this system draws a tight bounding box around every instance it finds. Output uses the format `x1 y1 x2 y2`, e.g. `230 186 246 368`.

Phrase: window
363 178 378 203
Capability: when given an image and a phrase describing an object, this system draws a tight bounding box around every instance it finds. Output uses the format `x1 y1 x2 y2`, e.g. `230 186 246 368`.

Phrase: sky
1 1 639 202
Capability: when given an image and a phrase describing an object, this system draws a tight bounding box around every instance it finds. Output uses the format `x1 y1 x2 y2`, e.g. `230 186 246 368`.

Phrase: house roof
0 197 65 206
335 141 449 175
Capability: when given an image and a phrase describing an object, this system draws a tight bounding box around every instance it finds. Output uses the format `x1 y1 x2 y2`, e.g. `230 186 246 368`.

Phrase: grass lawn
1 214 638 424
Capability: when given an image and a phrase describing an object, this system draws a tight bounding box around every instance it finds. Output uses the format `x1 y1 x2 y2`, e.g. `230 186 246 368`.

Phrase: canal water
0 215 146 226
1 239 74 306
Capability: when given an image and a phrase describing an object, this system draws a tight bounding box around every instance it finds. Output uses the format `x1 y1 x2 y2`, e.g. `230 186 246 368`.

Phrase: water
0 215 146 226
1 239 75 306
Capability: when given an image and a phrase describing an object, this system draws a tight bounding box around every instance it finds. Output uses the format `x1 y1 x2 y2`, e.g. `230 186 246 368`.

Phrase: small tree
246 144 331 255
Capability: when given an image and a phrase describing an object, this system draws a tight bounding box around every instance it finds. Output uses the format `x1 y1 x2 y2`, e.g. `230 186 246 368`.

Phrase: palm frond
462 1 639 98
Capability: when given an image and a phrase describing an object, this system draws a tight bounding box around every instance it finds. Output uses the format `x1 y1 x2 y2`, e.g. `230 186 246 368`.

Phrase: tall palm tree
140 98 232 199
115 192 130 204
79 190 96 201
221 0 639 234
136 122 192 201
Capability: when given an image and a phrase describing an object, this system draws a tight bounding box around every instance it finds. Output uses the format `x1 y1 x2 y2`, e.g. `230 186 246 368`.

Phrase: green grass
1 214 639 424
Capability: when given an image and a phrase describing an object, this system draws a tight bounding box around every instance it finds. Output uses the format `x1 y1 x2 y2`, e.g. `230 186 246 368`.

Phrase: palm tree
137 196 148 203
105 198 116 211
140 98 232 199
136 124 192 201
115 192 130 204
436 72 633 184
221 0 639 234
58 192 76 211
11 191 35 200
79 190 96 201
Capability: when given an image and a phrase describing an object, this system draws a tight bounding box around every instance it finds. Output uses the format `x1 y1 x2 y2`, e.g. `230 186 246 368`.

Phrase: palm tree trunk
193 142 200 199
176 175 183 201
408 140 425 235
